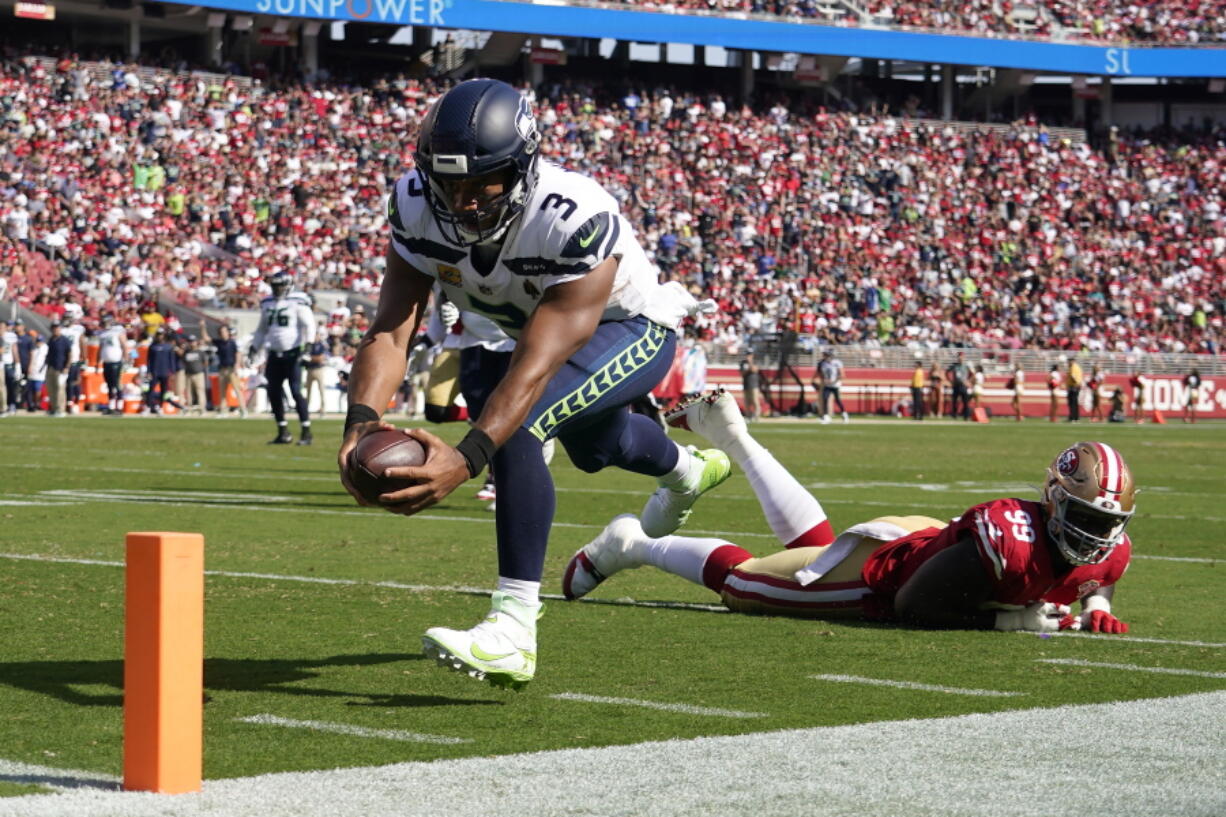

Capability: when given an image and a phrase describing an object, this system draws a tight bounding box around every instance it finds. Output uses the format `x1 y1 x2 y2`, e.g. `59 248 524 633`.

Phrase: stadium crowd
1 50 1223 382
604 0 1226 45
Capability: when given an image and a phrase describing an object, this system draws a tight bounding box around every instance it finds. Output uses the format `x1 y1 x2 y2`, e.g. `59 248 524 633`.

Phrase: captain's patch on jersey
437 264 462 286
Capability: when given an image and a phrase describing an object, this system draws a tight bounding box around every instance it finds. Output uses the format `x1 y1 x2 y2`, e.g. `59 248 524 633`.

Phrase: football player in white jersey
97 314 130 414
338 79 723 690
250 271 316 445
61 303 86 413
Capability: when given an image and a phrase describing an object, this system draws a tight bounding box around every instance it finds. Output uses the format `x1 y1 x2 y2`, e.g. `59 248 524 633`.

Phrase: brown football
347 430 426 504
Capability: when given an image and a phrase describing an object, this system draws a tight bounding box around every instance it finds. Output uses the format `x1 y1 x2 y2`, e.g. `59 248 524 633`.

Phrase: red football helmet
1043 442 1136 565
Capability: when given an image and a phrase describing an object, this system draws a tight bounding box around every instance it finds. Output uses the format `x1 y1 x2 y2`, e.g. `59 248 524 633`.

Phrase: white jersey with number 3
387 160 682 339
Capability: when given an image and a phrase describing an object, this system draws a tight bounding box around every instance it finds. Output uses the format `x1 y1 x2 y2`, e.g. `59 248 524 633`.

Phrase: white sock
659 442 694 490
741 448 830 546
642 535 725 588
721 429 767 464
497 577 541 607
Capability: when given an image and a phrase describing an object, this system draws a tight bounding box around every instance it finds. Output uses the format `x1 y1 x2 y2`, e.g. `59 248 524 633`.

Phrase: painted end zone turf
3 691 1223 817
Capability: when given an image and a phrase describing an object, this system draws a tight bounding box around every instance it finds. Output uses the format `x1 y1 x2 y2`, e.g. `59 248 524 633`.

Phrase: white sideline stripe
811 674 1024 697
1036 659 1226 679
1 692 1222 817
235 714 471 745
550 692 766 719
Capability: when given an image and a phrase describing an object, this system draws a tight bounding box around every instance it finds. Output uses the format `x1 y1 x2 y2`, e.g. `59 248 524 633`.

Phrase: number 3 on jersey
1003 509 1035 543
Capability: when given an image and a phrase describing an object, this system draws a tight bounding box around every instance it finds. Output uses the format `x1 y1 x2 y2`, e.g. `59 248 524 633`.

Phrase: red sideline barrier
700 366 1224 420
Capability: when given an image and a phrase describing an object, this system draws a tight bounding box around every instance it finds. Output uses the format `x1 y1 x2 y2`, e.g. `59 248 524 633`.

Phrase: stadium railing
24 56 255 93
709 339 1226 377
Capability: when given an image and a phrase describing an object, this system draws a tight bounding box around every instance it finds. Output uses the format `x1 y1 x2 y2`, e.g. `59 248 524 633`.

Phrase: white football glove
439 301 460 330
994 602 1072 633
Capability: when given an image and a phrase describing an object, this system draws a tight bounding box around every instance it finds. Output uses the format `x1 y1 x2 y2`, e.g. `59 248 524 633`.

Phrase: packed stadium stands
2 50 1221 363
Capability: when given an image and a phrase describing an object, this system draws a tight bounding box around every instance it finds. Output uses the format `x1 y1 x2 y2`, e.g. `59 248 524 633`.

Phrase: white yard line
1132 554 1219 563
1035 659 1226 679
0 552 729 614
811 674 1025 697
549 692 766 719
234 714 470 745
43 490 294 504
1 692 1222 817
1 552 1219 637
1033 631 1226 648
4 489 1219 562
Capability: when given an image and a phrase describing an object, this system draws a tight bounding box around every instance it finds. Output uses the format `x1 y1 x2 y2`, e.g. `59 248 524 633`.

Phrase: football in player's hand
348 430 426 504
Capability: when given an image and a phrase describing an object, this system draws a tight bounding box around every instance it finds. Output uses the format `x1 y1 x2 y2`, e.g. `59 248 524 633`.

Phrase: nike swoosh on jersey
578 225 602 248
562 211 616 259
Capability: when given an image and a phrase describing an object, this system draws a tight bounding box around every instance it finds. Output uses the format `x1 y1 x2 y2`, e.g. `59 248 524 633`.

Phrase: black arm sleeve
893 535 997 630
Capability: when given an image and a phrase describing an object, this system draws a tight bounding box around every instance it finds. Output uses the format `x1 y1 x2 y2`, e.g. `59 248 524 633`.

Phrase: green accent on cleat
640 446 732 537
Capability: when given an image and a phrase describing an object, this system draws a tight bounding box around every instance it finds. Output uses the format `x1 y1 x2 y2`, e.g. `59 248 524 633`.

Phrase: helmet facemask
1045 482 1133 565
419 160 537 247
270 273 292 297
1043 441 1136 566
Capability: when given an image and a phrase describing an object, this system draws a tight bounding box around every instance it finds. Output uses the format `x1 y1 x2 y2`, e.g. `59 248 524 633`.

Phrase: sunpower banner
189 0 1226 77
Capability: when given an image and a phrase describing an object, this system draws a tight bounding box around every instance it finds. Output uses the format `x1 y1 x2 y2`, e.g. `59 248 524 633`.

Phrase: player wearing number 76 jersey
564 391 1136 635
250 271 316 445
339 78 723 690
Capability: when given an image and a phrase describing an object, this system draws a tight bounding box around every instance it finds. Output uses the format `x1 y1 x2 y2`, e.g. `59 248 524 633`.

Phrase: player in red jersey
563 391 1135 634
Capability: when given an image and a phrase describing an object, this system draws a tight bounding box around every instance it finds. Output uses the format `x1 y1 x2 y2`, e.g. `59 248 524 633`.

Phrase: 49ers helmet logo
1056 448 1080 476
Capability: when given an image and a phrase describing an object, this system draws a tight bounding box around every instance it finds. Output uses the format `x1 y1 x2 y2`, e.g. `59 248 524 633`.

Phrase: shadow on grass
0 653 499 708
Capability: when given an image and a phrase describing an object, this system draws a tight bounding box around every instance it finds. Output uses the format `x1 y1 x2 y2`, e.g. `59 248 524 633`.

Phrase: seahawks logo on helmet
515 97 540 155
269 271 293 297
414 79 542 247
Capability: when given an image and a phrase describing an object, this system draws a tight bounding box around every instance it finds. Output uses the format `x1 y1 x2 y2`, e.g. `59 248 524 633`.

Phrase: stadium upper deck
3 0 1224 78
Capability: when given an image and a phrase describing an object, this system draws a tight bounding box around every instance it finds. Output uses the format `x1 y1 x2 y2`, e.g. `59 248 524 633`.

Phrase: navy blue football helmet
414 79 541 246
269 271 293 297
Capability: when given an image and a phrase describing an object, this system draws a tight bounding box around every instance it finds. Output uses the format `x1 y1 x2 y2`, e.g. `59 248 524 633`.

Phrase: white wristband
994 609 1022 631
1081 594 1111 615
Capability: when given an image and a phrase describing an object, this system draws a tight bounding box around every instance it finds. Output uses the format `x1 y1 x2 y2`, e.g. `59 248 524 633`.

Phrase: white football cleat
665 389 748 451
421 592 540 691
640 445 731 538
562 514 648 600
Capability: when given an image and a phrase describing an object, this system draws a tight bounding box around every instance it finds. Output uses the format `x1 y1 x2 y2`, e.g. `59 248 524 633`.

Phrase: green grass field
0 415 1222 812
